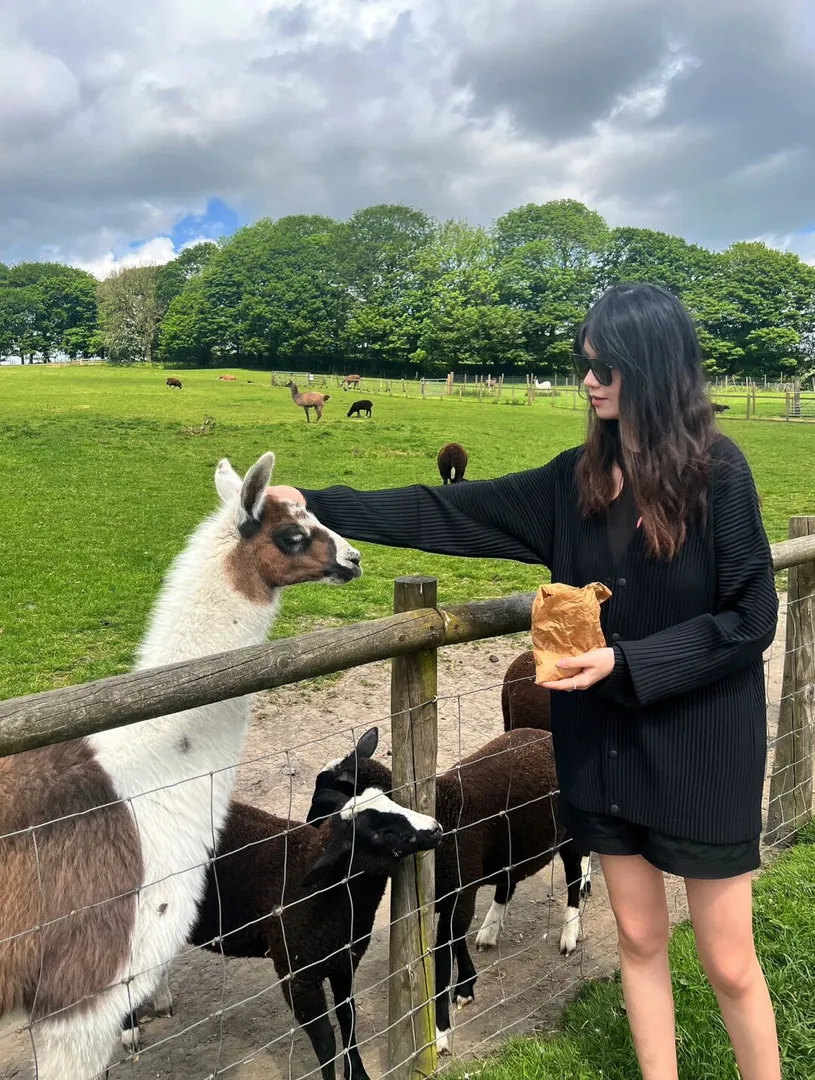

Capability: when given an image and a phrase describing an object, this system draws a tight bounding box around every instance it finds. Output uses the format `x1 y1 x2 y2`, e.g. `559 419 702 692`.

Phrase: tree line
2 200 814 378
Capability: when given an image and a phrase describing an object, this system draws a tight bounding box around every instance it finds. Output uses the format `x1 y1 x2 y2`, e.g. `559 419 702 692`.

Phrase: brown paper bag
531 581 612 684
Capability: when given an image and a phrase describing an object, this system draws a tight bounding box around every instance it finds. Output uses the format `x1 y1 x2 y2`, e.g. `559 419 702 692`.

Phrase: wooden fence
1 522 814 1080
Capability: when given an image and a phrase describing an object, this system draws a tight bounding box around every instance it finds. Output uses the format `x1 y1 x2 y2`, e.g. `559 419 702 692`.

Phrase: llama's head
215 452 362 598
307 727 394 825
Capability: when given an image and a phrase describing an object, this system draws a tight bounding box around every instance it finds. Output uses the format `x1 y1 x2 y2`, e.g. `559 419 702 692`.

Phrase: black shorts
559 801 760 880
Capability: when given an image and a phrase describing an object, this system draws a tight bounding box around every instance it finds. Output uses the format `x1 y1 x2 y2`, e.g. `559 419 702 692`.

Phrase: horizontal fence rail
2 534 815 757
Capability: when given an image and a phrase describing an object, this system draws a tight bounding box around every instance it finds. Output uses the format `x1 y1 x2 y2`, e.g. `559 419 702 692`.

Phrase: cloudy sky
2 0 814 276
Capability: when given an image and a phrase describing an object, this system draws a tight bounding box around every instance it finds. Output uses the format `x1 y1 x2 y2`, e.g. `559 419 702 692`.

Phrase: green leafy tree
598 227 717 296
98 266 161 364
0 263 98 362
155 242 217 309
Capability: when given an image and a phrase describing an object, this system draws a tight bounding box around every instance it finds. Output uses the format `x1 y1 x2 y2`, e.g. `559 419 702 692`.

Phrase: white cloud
73 235 214 279
0 0 813 263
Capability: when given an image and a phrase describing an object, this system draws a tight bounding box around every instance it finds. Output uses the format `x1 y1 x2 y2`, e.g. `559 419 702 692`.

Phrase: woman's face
583 340 621 420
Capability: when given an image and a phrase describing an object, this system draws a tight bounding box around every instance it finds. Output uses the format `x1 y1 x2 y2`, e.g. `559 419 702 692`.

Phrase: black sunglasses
572 352 614 387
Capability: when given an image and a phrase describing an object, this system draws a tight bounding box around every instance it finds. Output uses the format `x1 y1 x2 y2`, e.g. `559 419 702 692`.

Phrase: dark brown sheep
437 442 468 484
501 650 551 732
122 791 441 1080
712 402 730 413
165 376 182 389
308 727 587 1053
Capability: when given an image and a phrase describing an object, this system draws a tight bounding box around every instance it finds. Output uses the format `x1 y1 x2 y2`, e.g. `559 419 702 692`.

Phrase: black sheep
437 442 468 484
308 727 587 1053
347 400 373 418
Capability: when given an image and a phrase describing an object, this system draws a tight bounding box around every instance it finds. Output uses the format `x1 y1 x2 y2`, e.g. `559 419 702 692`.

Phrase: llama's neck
89 503 279 800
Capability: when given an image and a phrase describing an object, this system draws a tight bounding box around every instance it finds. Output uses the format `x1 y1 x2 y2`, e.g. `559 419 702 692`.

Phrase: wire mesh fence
0 536 813 1080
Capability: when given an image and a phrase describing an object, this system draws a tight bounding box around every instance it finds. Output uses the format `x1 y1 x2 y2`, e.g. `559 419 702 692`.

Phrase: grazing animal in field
0 452 362 1080
501 650 551 732
308 727 588 1054
287 381 331 423
341 374 361 391
165 376 182 389
437 442 468 484
712 402 730 413
347 399 373 419
218 374 238 381
124 791 441 1078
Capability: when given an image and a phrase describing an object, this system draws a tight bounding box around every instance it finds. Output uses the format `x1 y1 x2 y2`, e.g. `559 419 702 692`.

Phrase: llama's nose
347 549 361 565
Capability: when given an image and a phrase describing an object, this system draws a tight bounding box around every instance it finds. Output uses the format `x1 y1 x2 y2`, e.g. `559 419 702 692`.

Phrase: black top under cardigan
301 436 778 844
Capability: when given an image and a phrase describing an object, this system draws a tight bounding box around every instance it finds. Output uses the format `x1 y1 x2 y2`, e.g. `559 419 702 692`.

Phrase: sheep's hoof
455 993 474 1010
436 1027 452 1055
559 908 582 956
121 1026 140 1053
580 881 592 898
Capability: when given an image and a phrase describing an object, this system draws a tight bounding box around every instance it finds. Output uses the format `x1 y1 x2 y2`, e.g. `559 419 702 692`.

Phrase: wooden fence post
388 577 439 1080
766 516 815 845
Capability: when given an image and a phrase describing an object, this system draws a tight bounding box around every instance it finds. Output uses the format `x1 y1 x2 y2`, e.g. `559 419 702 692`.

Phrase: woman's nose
584 371 600 389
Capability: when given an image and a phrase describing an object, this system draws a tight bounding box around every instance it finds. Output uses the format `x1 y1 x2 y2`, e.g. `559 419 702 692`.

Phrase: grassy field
452 824 815 1080
1 364 813 700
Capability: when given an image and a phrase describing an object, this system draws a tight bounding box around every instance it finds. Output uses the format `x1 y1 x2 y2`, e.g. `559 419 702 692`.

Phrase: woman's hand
542 647 616 691
266 485 306 505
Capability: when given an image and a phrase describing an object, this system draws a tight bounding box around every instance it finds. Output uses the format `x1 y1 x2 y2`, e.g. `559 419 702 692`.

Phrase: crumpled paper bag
531 581 613 685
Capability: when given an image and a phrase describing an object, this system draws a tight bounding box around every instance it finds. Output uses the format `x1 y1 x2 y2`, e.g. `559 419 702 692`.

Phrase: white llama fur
23 452 361 1080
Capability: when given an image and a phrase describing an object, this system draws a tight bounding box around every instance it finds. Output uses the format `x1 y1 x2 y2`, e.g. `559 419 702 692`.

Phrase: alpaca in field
0 451 362 1080
287 381 331 422
217 374 237 381
340 374 361 391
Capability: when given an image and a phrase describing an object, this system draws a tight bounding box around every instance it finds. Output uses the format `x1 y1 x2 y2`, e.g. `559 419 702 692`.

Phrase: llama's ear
238 452 276 528
215 459 243 503
356 728 378 759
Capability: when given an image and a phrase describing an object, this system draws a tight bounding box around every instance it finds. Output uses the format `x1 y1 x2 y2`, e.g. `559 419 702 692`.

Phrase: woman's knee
614 910 670 961
701 946 761 999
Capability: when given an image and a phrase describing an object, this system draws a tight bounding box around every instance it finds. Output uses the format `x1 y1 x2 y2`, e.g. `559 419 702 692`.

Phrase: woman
270 283 780 1080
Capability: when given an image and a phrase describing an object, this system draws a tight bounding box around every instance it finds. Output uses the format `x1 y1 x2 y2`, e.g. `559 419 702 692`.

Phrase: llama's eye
272 526 311 554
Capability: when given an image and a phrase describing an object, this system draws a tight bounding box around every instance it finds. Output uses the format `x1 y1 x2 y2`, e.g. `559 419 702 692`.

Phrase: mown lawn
450 825 815 1080
1 364 813 699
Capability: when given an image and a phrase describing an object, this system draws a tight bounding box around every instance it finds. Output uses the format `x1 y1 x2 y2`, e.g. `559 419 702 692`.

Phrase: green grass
451 825 815 1080
1 365 813 700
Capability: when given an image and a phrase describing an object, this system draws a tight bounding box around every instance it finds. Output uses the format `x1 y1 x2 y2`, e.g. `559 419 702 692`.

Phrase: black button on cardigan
301 436 778 845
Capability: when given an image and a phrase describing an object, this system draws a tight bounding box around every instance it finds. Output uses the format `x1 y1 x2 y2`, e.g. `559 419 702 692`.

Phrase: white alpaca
0 452 361 1080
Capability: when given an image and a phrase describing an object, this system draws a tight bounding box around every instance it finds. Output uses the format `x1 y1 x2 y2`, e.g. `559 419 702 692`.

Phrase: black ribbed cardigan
301 435 778 844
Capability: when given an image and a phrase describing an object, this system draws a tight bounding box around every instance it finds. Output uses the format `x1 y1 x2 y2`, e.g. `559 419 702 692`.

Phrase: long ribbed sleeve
600 442 778 708
300 457 564 566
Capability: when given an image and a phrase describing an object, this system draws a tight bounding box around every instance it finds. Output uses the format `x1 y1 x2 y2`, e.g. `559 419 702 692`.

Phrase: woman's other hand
542 647 616 691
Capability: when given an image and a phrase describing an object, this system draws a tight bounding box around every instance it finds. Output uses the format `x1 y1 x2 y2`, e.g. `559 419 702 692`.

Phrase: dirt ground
0 606 787 1080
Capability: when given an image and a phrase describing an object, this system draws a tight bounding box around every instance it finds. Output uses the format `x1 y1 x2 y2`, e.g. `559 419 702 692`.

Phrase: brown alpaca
287 381 331 423
341 374 361 391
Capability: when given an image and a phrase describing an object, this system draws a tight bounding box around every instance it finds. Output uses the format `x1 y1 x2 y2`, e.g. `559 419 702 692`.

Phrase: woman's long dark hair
574 283 720 559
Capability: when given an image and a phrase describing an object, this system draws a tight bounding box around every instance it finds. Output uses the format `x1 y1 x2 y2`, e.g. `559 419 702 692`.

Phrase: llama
217 374 237 381
287 381 331 423
437 442 468 484
347 399 373 419
123 789 441 1079
308 727 587 1053
340 374 361 391
0 451 362 1080
165 377 182 389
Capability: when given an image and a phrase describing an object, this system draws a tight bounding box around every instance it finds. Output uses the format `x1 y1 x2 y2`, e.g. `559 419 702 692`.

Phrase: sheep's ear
301 836 351 888
215 459 243 503
237 452 275 530
356 728 378 759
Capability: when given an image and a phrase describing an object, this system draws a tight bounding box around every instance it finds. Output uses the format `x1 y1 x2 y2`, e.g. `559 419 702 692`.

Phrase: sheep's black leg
121 1008 140 1052
449 891 477 1007
329 969 370 1080
284 977 338 1080
558 836 584 956
433 903 455 1050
